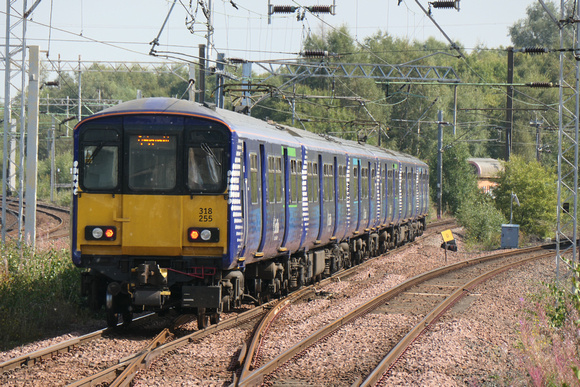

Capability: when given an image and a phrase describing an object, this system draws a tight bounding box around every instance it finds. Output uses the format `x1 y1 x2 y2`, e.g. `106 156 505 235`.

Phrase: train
71 97 429 327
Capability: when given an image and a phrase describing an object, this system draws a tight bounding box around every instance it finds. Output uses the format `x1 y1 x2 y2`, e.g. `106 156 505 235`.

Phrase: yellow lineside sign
441 229 454 243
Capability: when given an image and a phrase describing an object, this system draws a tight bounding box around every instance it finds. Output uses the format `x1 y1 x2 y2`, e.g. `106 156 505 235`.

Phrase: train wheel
210 313 220 325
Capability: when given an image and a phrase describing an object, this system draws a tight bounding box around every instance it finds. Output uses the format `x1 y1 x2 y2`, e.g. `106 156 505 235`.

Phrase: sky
17 0 539 68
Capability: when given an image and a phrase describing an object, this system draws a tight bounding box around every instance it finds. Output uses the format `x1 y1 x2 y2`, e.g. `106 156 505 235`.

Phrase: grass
0 241 98 351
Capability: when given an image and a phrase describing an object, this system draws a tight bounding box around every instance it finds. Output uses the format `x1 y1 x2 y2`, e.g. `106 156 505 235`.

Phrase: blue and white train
71 97 429 327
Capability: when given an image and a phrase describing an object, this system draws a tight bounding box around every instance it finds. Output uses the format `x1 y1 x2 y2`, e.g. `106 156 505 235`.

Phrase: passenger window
338 165 346 200
268 156 275 203
290 159 298 204
276 156 283 203
250 153 258 204
308 161 319 203
353 165 359 201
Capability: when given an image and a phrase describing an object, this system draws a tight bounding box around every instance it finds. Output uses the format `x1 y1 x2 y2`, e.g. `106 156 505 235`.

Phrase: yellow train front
72 98 238 327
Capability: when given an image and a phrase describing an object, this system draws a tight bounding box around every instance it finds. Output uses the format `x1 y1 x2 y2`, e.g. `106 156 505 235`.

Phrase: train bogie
72 98 428 327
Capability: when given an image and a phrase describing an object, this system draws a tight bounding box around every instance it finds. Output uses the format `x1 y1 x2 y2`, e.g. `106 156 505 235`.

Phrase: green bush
0 243 89 350
457 193 506 250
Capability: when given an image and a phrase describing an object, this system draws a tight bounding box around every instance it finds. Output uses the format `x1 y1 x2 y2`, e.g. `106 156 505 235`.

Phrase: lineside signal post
440 229 457 263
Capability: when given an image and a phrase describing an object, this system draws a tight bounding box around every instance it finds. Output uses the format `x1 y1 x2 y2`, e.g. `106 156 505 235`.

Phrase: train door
407 167 417 218
333 157 341 238
379 163 386 226
257 145 268 254
360 161 371 231
402 166 409 220
335 157 348 240
386 164 393 224
260 146 285 257
244 144 263 256
394 163 401 224
121 126 183 256
370 162 378 228
351 158 361 233
319 155 336 242
304 154 320 247
281 146 302 252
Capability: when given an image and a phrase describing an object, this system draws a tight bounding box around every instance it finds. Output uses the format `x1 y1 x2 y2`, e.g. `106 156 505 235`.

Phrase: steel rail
108 328 173 387
235 218 454 384
0 314 154 374
236 244 551 386
360 250 555 387
0 328 109 373
101 220 443 386
65 303 272 386
2 217 451 384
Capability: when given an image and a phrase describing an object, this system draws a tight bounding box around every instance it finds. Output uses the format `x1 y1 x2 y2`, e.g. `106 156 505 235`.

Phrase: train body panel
72 97 429 326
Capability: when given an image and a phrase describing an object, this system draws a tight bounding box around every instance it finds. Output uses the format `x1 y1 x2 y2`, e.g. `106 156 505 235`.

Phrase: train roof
78 97 427 167
467 158 503 179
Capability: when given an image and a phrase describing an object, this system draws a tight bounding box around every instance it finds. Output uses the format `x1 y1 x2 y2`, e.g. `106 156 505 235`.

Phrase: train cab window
128 135 177 191
249 153 259 204
80 128 120 191
187 146 224 191
185 127 228 193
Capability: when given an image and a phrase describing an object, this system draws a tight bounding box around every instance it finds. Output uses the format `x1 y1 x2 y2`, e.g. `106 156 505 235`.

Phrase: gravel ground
0 227 557 386
381 257 556 386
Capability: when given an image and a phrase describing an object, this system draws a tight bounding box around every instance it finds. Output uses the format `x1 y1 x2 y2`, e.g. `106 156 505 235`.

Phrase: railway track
235 244 555 386
0 198 70 241
0 218 452 385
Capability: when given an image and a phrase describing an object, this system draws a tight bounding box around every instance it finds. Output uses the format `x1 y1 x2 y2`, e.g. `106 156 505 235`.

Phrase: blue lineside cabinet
501 224 519 249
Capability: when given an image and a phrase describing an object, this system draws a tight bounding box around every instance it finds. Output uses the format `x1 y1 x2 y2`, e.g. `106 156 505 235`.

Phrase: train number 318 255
199 208 213 222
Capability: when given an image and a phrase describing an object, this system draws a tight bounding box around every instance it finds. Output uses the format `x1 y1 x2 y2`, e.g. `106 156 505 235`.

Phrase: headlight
200 229 212 241
92 227 103 239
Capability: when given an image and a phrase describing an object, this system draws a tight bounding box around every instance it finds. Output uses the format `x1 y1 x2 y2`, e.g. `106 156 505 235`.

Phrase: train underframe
82 217 426 328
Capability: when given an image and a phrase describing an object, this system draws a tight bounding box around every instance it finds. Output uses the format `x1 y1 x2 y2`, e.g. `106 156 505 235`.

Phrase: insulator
228 58 246 64
302 50 329 58
307 5 333 13
272 5 296 14
430 0 459 9
526 82 554 88
522 47 549 54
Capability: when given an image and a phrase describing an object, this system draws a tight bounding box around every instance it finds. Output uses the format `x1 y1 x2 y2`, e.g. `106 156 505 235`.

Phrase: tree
494 156 557 238
429 141 479 214
509 1 560 48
